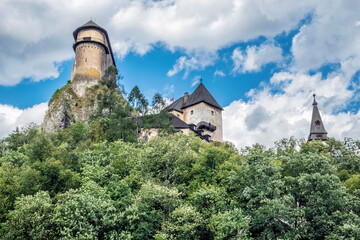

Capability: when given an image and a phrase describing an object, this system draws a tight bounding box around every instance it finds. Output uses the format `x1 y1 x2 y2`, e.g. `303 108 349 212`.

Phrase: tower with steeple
70 20 116 96
308 94 328 141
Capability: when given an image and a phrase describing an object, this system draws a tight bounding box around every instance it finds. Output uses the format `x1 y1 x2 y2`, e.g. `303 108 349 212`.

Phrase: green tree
151 92 166 114
128 85 149 114
54 181 118 239
1 191 56 240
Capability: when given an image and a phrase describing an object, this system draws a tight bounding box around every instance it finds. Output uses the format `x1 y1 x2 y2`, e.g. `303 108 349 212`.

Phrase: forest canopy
0 121 360 239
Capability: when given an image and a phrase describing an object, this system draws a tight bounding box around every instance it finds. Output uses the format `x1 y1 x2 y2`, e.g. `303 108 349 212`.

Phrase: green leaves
1 126 360 239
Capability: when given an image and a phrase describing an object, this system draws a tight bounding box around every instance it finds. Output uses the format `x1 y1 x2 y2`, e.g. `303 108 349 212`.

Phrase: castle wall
169 110 184 121
183 102 223 142
77 29 105 44
72 42 105 80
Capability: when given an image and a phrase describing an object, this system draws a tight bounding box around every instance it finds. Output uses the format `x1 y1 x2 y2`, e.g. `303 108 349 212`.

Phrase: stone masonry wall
183 102 223 142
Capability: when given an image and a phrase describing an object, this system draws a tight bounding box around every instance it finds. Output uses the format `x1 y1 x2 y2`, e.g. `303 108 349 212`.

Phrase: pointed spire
308 94 327 141
313 93 318 106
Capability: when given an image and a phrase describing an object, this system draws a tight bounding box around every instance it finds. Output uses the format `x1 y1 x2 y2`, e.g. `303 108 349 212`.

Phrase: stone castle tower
71 20 116 96
166 81 223 142
308 94 328 141
42 20 117 132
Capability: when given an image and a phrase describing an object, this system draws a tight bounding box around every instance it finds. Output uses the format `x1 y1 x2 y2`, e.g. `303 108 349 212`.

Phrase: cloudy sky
0 0 360 148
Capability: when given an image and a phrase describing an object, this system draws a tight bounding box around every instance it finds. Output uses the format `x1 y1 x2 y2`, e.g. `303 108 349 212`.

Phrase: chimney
184 92 189 104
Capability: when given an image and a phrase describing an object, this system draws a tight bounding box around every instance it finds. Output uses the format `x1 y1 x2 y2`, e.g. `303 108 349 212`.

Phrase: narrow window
211 111 214 115
191 110 194 115
85 58 87 62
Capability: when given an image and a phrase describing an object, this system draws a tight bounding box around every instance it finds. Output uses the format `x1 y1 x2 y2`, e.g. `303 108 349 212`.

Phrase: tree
210 208 251 240
128 85 149 114
100 66 124 91
155 205 204 240
151 92 166 114
1 191 56 240
54 181 118 239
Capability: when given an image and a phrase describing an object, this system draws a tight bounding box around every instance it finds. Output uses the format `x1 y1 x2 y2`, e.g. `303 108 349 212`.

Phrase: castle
70 20 224 142
165 80 223 142
44 20 328 143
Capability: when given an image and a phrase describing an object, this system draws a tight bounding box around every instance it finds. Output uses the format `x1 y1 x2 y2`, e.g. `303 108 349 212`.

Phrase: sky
0 0 360 149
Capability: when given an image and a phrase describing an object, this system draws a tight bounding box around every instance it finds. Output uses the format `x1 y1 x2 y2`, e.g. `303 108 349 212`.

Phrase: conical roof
73 20 107 39
308 94 327 141
81 20 100 28
183 82 223 110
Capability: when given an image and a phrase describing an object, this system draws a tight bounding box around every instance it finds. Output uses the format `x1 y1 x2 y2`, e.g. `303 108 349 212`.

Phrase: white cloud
291 0 360 72
232 43 283 73
167 52 217 78
191 75 201 87
223 69 359 148
0 103 48 139
0 0 315 85
214 70 226 77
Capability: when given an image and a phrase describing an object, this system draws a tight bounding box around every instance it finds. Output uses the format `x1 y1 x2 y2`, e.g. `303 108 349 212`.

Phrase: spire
313 93 317 106
308 94 327 141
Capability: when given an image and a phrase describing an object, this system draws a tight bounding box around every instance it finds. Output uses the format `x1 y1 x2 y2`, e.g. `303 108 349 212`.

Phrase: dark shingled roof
308 94 327 141
166 82 222 111
72 20 116 67
171 115 189 129
166 96 184 113
183 83 223 110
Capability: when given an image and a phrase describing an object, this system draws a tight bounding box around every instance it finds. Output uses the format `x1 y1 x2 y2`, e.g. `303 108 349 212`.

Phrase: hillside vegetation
1 71 360 239
0 118 360 239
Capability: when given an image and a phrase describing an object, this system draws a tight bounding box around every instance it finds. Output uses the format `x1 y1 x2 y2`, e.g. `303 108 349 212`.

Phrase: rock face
42 79 105 133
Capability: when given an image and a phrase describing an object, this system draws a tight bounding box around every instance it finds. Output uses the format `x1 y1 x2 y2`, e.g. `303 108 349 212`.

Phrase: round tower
70 20 116 96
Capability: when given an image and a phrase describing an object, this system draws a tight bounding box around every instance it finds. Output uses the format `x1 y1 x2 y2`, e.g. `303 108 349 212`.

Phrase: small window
85 58 87 62
83 37 91 41
191 110 194 115
211 111 214 115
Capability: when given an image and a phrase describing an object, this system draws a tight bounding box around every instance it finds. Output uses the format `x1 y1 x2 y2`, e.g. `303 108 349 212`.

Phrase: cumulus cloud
167 52 217 78
232 43 283 73
223 69 359 148
291 0 360 72
0 103 48 139
0 0 315 85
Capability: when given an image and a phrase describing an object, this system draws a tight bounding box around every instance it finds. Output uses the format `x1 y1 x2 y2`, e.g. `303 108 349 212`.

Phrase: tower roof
166 82 223 112
308 94 327 141
72 20 116 67
184 82 223 110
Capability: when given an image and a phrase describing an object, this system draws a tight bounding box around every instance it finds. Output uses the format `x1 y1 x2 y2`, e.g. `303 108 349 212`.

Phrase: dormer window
315 120 321 126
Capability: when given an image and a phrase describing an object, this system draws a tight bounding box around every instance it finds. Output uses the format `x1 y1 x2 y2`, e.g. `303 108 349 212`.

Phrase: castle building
308 94 328 141
166 81 223 142
70 20 116 96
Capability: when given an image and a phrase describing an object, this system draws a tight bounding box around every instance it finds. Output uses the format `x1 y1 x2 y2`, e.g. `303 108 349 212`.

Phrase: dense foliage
1 122 360 239
0 69 360 239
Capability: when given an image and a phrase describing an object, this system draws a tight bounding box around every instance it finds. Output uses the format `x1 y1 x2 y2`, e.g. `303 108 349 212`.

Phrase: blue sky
1 0 360 148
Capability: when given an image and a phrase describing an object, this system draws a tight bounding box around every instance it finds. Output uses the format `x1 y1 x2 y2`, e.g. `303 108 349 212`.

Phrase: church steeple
308 94 328 141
